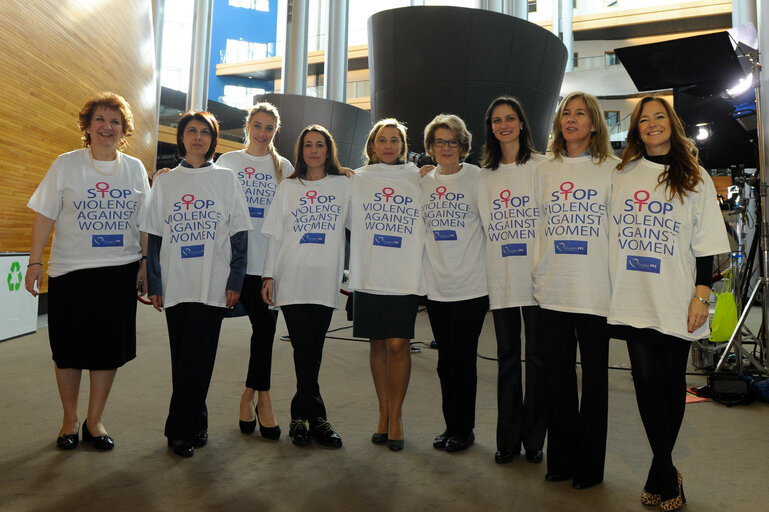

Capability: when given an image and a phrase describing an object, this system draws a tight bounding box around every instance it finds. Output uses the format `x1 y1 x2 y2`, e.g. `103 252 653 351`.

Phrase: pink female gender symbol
382 187 395 202
633 190 650 211
559 181 575 200
244 167 256 178
435 186 447 200
305 190 318 204
499 189 511 208
181 194 195 210
95 182 110 198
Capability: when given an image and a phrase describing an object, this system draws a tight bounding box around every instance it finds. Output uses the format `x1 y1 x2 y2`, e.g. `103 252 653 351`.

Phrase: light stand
716 54 769 375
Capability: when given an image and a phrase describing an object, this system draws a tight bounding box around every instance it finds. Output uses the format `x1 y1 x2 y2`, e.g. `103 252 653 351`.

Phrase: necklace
88 147 120 176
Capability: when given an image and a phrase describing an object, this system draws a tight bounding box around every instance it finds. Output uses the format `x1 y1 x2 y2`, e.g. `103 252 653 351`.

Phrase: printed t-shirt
349 162 426 295
420 163 487 301
262 175 350 309
608 158 730 340
478 155 546 309
27 148 150 277
141 163 253 308
216 150 293 275
531 155 617 316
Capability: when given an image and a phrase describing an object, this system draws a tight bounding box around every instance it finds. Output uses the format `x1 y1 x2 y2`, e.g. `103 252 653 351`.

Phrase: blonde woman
217 103 294 439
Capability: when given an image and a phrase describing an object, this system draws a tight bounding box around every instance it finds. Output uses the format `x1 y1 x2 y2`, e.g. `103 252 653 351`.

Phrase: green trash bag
709 289 738 342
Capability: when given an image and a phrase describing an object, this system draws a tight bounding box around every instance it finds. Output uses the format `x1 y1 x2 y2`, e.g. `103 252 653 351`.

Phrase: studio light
695 124 711 140
726 73 753 98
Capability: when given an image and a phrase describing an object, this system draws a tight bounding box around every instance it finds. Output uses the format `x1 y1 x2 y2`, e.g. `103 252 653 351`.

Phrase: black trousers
492 305 546 453
625 330 690 498
541 309 609 482
164 302 225 441
239 274 279 391
281 304 334 423
426 295 489 437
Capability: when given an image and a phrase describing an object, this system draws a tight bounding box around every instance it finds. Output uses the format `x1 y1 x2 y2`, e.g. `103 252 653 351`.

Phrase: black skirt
47 261 139 370
352 291 420 339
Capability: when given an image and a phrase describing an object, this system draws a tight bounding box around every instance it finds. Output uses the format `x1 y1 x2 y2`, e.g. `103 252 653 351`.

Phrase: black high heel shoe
56 431 79 450
82 420 114 450
256 405 281 440
239 404 257 434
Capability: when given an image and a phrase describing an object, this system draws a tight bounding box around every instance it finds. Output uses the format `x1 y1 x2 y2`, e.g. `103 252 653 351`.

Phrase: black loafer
545 472 571 482
56 433 79 450
191 430 208 447
309 418 342 449
289 419 311 447
82 420 114 450
167 439 194 458
525 449 544 463
573 478 603 490
445 432 474 453
432 430 450 449
494 450 517 464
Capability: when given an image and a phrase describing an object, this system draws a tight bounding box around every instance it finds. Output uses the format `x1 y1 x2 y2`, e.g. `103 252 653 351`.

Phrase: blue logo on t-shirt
502 243 527 257
92 234 124 247
554 240 588 255
373 234 402 248
248 207 264 218
626 255 661 273
300 233 326 244
433 230 457 241
181 244 205 258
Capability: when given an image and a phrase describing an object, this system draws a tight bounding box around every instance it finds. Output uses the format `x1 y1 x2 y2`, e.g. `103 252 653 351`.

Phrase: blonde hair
364 118 408 164
245 102 284 182
550 91 612 163
423 114 472 161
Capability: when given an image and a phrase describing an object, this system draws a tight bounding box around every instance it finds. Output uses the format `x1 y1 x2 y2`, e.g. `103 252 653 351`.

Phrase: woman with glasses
532 91 617 489
477 96 547 465
610 95 728 511
419 114 488 454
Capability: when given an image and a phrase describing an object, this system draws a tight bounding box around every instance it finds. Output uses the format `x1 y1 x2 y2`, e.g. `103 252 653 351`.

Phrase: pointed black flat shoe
82 420 114 450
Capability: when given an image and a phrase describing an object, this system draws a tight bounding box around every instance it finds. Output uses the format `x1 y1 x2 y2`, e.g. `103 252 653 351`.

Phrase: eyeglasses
433 139 459 148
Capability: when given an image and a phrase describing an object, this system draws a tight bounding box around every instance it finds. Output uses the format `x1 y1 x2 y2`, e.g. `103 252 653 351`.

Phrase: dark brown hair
480 96 536 169
289 125 344 179
176 110 219 161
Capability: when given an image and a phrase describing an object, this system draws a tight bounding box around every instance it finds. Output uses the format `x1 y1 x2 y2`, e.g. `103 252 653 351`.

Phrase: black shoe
572 478 603 490
309 418 343 449
257 412 281 440
239 404 256 434
167 439 194 458
445 432 474 453
371 432 388 444
494 450 517 464
525 449 544 463
82 420 114 450
433 430 450 450
386 438 404 452
545 472 571 482
56 432 79 450
289 419 311 447
191 430 208 447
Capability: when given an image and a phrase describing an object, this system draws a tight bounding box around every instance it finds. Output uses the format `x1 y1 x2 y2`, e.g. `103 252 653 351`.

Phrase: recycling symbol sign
7 261 22 292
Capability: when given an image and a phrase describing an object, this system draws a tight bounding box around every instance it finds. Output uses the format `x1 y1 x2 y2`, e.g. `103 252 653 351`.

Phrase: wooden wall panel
0 0 156 293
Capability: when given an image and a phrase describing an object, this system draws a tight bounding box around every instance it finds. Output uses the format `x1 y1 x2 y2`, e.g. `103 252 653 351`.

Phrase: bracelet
27 262 42 267
695 296 709 306
262 277 273 282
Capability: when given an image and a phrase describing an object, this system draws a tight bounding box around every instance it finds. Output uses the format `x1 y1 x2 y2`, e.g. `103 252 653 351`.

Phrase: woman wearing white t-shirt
349 118 425 451
611 96 729 511
144 111 252 457
261 125 349 449
25 92 149 451
216 103 293 439
419 114 488 453
532 92 617 489
477 97 547 465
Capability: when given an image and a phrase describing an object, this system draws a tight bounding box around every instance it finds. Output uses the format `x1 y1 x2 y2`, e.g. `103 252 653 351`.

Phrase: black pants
164 302 225 441
625 330 690 498
281 304 334 422
426 295 489 437
239 274 279 391
492 305 546 453
541 309 609 482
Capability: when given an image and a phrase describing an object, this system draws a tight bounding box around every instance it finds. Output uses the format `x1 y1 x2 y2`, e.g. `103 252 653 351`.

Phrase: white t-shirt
478 154 546 309
216 150 294 275
608 158 730 340
27 148 150 277
349 162 426 295
262 174 350 309
141 163 253 308
531 155 617 316
420 163 487 301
